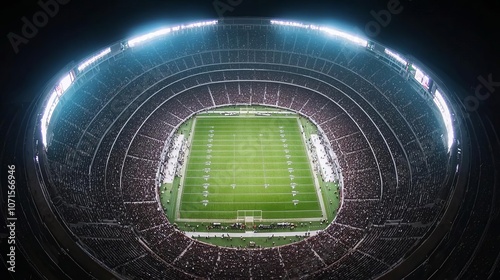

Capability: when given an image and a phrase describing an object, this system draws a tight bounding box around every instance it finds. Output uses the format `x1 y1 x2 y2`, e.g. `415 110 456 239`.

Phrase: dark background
0 0 499 278
1 0 499 111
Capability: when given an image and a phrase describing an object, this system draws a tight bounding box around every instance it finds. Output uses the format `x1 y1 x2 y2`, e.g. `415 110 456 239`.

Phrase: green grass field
176 115 324 222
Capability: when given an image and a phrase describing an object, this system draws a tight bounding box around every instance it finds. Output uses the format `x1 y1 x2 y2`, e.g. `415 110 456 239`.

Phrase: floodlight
77 48 111 72
271 19 367 47
128 20 217 47
384 48 407 65
434 90 454 151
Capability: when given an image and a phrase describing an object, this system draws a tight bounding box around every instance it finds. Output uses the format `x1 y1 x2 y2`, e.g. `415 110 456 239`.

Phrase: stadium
5 17 500 279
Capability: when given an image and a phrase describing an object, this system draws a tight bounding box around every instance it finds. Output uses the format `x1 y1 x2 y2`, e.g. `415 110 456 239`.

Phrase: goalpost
245 216 254 226
237 210 262 226
239 106 255 114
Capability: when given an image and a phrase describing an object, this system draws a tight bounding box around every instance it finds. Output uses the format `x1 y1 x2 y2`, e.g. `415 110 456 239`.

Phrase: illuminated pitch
175 114 327 223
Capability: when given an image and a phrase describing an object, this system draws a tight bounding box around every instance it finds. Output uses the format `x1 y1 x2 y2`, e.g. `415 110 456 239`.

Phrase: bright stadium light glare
41 90 58 146
270 20 311 29
384 48 407 65
128 27 173 47
412 65 431 89
59 73 73 91
433 90 454 151
319 26 367 47
77 48 111 72
182 21 218 29
128 20 217 47
270 20 367 47
40 72 75 147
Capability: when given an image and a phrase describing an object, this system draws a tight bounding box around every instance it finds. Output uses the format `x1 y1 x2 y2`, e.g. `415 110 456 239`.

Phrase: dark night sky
0 0 499 113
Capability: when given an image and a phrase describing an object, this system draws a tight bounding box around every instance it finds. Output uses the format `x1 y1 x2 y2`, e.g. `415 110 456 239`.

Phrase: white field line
182 183 312 186
196 115 297 119
182 192 318 195
232 134 235 185
188 155 309 159
183 176 312 179
184 230 322 238
184 168 310 172
176 217 324 223
186 162 309 165
180 209 322 212
190 140 300 142
180 201 320 204
260 134 268 187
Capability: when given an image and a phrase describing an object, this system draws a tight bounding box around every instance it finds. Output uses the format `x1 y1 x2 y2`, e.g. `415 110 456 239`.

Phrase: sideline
174 117 198 220
184 230 322 238
297 118 328 220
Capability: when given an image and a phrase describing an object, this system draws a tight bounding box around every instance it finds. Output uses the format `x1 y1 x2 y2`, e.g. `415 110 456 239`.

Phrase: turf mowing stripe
182 192 318 195
178 116 322 221
180 210 321 212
